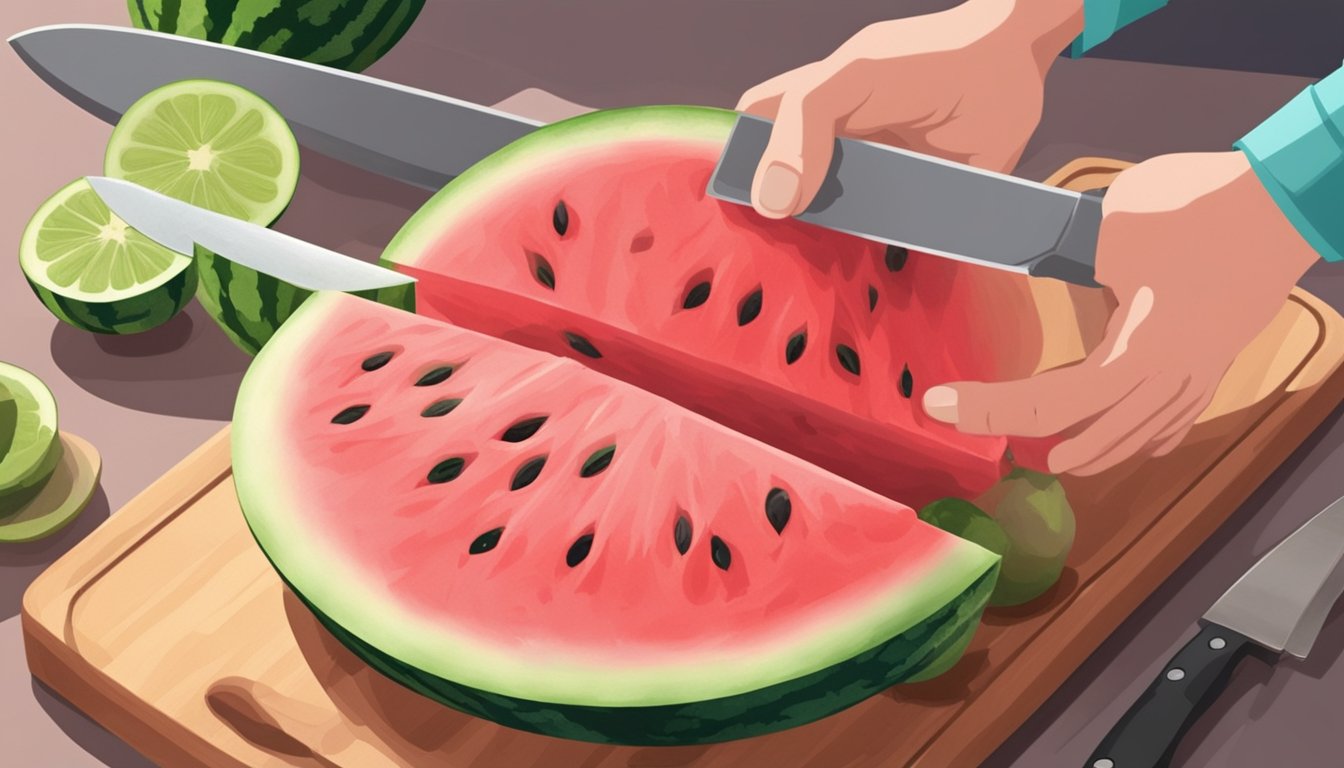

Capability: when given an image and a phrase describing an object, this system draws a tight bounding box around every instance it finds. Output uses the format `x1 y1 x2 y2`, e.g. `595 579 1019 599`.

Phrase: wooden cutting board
23 160 1344 768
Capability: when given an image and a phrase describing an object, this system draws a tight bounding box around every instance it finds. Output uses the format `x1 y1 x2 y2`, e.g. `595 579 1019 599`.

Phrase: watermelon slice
234 291 999 745
383 106 1050 507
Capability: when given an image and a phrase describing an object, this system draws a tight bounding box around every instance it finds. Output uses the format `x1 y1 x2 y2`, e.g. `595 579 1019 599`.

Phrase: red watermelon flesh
233 291 999 744
384 106 1053 507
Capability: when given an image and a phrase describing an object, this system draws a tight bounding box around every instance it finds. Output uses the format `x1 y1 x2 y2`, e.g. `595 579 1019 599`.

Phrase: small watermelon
234 291 1000 745
385 106 1056 507
127 0 426 73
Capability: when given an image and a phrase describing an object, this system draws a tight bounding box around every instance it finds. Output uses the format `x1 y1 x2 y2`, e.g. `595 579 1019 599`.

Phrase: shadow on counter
49 307 249 421
0 486 109 621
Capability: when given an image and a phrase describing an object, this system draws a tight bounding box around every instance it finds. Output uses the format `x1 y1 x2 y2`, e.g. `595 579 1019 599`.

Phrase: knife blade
708 114 1105 286
85 177 415 293
1086 493 1344 768
9 24 541 189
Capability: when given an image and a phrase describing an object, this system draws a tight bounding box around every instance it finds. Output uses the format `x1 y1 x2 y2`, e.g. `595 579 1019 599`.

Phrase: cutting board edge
913 287 1344 767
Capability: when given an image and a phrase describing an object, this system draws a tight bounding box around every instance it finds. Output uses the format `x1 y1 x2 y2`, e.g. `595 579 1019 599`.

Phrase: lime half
19 179 197 334
0 363 62 513
104 79 300 227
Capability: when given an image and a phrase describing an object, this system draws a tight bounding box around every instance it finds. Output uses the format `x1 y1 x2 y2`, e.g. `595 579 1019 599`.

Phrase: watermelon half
234 291 999 745
383 106 1054 508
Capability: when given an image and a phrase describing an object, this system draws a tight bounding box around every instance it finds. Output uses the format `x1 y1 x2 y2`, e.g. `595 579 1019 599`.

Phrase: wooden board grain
23 160 1344 768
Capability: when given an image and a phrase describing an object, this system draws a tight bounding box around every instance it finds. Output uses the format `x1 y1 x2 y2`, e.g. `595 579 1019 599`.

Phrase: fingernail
758 163 801 216
923 386 958 423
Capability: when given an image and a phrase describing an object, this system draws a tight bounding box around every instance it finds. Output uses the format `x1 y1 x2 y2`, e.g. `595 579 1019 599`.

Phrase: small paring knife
1085 493 1344 768
85 177 414 294
708 114 1105 286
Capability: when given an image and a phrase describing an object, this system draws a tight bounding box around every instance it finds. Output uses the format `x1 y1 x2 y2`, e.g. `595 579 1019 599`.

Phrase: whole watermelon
127 0 426 72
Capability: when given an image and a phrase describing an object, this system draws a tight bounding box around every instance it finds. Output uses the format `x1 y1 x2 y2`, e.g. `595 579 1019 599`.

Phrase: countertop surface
4 2 1344 766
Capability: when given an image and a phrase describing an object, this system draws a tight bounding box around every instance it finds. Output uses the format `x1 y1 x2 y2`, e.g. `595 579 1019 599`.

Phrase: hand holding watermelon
739 0 1327 475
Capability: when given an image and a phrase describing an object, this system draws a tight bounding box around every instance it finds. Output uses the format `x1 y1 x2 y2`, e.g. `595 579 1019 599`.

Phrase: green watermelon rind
127 0 427 73
234 291 1000 729
383 105 736 270
292 566 997 745
195 245 415 355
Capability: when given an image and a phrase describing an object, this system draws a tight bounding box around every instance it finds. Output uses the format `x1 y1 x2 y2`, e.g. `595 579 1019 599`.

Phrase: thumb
750 84 853 219
921 362 1129 439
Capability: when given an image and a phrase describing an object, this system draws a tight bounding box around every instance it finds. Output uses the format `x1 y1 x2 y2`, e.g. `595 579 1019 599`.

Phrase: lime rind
0 363 61 513
19 179 193 302
103 79 301 228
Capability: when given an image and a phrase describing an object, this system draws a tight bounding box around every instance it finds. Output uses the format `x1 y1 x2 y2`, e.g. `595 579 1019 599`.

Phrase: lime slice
19 179 197 334
0 363 62 513
104 79 300 227
0 432 101 543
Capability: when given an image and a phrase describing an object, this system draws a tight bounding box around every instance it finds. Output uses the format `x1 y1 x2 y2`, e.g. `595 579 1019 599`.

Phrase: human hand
923 151 1321 475
736 0 1084 218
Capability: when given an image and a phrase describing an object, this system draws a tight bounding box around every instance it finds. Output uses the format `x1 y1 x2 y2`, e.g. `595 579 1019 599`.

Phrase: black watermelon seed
710 536 732 570
580 445 616 477
765 488 792 534
428 457 467 484
737 288 763 326
564 332 602 359
868 285 879 311
674 515 693 555
682 281 712 309
566 533 594 567
331 405 370 425
885 245 909 272
511 456 547 490
421 398 462 418
553 201 569 236
415 366 455 386
836 344 861 376
900 364 914 398
785 331 807 364
500 416 547 442
361 351 393 371
469 527 504 555
530 252 556 290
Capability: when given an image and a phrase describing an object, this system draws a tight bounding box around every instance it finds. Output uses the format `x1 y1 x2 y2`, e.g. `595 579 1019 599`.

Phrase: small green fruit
977 468 1076 607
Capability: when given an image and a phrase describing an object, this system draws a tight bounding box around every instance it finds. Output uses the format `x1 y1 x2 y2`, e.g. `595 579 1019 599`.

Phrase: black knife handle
1084 623 1257 768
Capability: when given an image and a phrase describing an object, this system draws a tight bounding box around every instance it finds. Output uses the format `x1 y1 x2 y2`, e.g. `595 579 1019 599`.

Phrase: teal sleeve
1234 67 1344 263
1068 0 1168 57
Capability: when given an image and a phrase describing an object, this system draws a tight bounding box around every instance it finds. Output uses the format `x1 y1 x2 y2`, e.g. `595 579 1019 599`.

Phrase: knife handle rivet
1166 668 1186 681
1209 637 1227 650
1093 759 1115 768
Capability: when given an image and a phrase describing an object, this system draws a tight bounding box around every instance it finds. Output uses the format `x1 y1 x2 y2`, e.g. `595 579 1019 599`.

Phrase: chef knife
8 23 541 190
708 114 1105 286
85 176 414 295
14 24 1104 286
1085 493 1344 768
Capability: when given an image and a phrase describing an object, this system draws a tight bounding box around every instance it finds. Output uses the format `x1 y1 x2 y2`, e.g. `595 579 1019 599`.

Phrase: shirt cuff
1234 66 1344 263
1068 0 1169 57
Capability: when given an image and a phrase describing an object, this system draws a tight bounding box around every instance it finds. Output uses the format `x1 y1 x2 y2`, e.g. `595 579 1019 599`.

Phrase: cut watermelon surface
234 292 999 744
384 106 1050 507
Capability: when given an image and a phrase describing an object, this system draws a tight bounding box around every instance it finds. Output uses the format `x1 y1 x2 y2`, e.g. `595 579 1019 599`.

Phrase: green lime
976 469 1076 607
918 497 1011 560
19 179 198 334
0 363 62 513
104 78 300 227
0 432 101 543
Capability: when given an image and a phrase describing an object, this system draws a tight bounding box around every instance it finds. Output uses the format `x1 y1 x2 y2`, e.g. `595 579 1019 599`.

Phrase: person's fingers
1050 376 1190 475
1150 422 1195 458
735 74 791 116
924 362 1139 438
968 138 1029 174
750 79 855 219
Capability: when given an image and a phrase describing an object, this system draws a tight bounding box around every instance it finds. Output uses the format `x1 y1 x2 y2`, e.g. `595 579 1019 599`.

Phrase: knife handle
1028 189 1105 287
1084 623 1256 768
